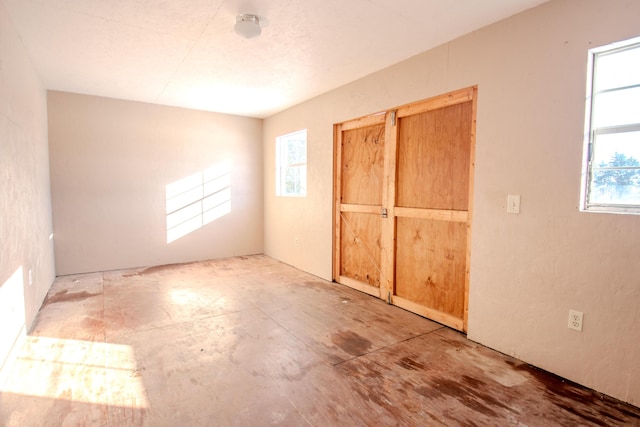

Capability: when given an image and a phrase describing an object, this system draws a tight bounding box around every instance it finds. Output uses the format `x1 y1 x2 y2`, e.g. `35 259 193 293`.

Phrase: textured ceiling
5 0 549 118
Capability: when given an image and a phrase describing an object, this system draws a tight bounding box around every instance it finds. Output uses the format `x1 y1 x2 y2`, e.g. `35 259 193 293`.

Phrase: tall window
582 36 640 213
276 129 307 197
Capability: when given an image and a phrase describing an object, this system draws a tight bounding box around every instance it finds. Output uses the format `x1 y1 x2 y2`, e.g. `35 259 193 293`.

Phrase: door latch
381 208 388 218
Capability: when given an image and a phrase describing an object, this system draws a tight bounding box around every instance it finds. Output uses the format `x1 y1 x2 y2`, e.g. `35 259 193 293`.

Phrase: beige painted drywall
0 2 56 377
264 0 640 406
48 92 263 275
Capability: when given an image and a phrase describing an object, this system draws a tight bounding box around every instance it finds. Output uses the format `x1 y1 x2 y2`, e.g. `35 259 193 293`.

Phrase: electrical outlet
568 310 583 331
294 236 299 247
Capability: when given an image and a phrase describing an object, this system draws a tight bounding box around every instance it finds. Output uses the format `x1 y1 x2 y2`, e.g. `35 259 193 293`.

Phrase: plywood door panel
340 124 385 205
334 115 387 298
393 95 474 331
396 102 471 211
339 212 381 289
395 217 467 319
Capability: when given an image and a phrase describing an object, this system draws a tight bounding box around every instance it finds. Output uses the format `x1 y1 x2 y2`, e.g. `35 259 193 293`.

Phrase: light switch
507 194 520 214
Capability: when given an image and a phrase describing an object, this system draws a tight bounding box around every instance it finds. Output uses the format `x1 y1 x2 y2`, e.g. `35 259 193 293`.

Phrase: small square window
276 129 307 197
581 37 640 213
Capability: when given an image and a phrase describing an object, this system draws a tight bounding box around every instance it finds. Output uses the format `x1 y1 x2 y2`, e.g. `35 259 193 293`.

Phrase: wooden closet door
391 88 476 331
333 87 476 332
333 114 388 297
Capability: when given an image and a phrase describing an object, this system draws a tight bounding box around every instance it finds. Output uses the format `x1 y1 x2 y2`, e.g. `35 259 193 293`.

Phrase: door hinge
381 208 388 218
391 110 396 126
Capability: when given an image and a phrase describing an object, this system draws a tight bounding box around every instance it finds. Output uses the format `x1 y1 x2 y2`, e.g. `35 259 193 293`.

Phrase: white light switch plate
507 194 520 214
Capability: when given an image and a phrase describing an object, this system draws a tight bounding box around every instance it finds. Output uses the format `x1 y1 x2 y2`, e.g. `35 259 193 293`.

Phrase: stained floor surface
1 255 639 426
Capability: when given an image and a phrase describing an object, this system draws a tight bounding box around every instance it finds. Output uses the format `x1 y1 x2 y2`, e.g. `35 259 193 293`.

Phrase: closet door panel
339 212 382 289
340 124 385 205
334 116 387 297
396 102 471 211
395 217 467 320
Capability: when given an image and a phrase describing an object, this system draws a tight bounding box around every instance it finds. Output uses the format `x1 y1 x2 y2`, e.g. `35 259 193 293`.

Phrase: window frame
581 36 640 214
275 129 307 198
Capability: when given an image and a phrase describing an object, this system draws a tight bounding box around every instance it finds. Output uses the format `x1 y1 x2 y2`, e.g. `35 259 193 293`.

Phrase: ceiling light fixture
234 14 261 39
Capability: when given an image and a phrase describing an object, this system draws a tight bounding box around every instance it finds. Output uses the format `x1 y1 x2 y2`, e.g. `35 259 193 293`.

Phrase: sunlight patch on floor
0 335 148 408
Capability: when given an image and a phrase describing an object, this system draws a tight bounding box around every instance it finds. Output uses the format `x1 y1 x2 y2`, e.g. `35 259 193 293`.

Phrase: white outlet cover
568 309 584 331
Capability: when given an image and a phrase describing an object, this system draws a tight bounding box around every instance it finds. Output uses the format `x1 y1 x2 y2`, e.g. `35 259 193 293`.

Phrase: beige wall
264 0 640 406
0 2 55 378
48 92 263 275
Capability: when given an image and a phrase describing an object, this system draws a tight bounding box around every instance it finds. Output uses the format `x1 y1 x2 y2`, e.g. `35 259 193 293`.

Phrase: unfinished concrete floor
1 255 639 426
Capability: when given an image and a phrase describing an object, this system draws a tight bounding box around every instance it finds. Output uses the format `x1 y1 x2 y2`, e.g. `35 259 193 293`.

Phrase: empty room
1 0 640 425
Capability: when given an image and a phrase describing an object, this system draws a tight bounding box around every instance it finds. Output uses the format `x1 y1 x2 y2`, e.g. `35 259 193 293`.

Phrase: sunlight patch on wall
166 161 232 243
0 336 148 408
0 266 26 384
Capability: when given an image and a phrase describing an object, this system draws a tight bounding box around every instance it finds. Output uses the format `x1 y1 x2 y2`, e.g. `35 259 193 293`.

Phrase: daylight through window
276 129 307 197
582 36 640 213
